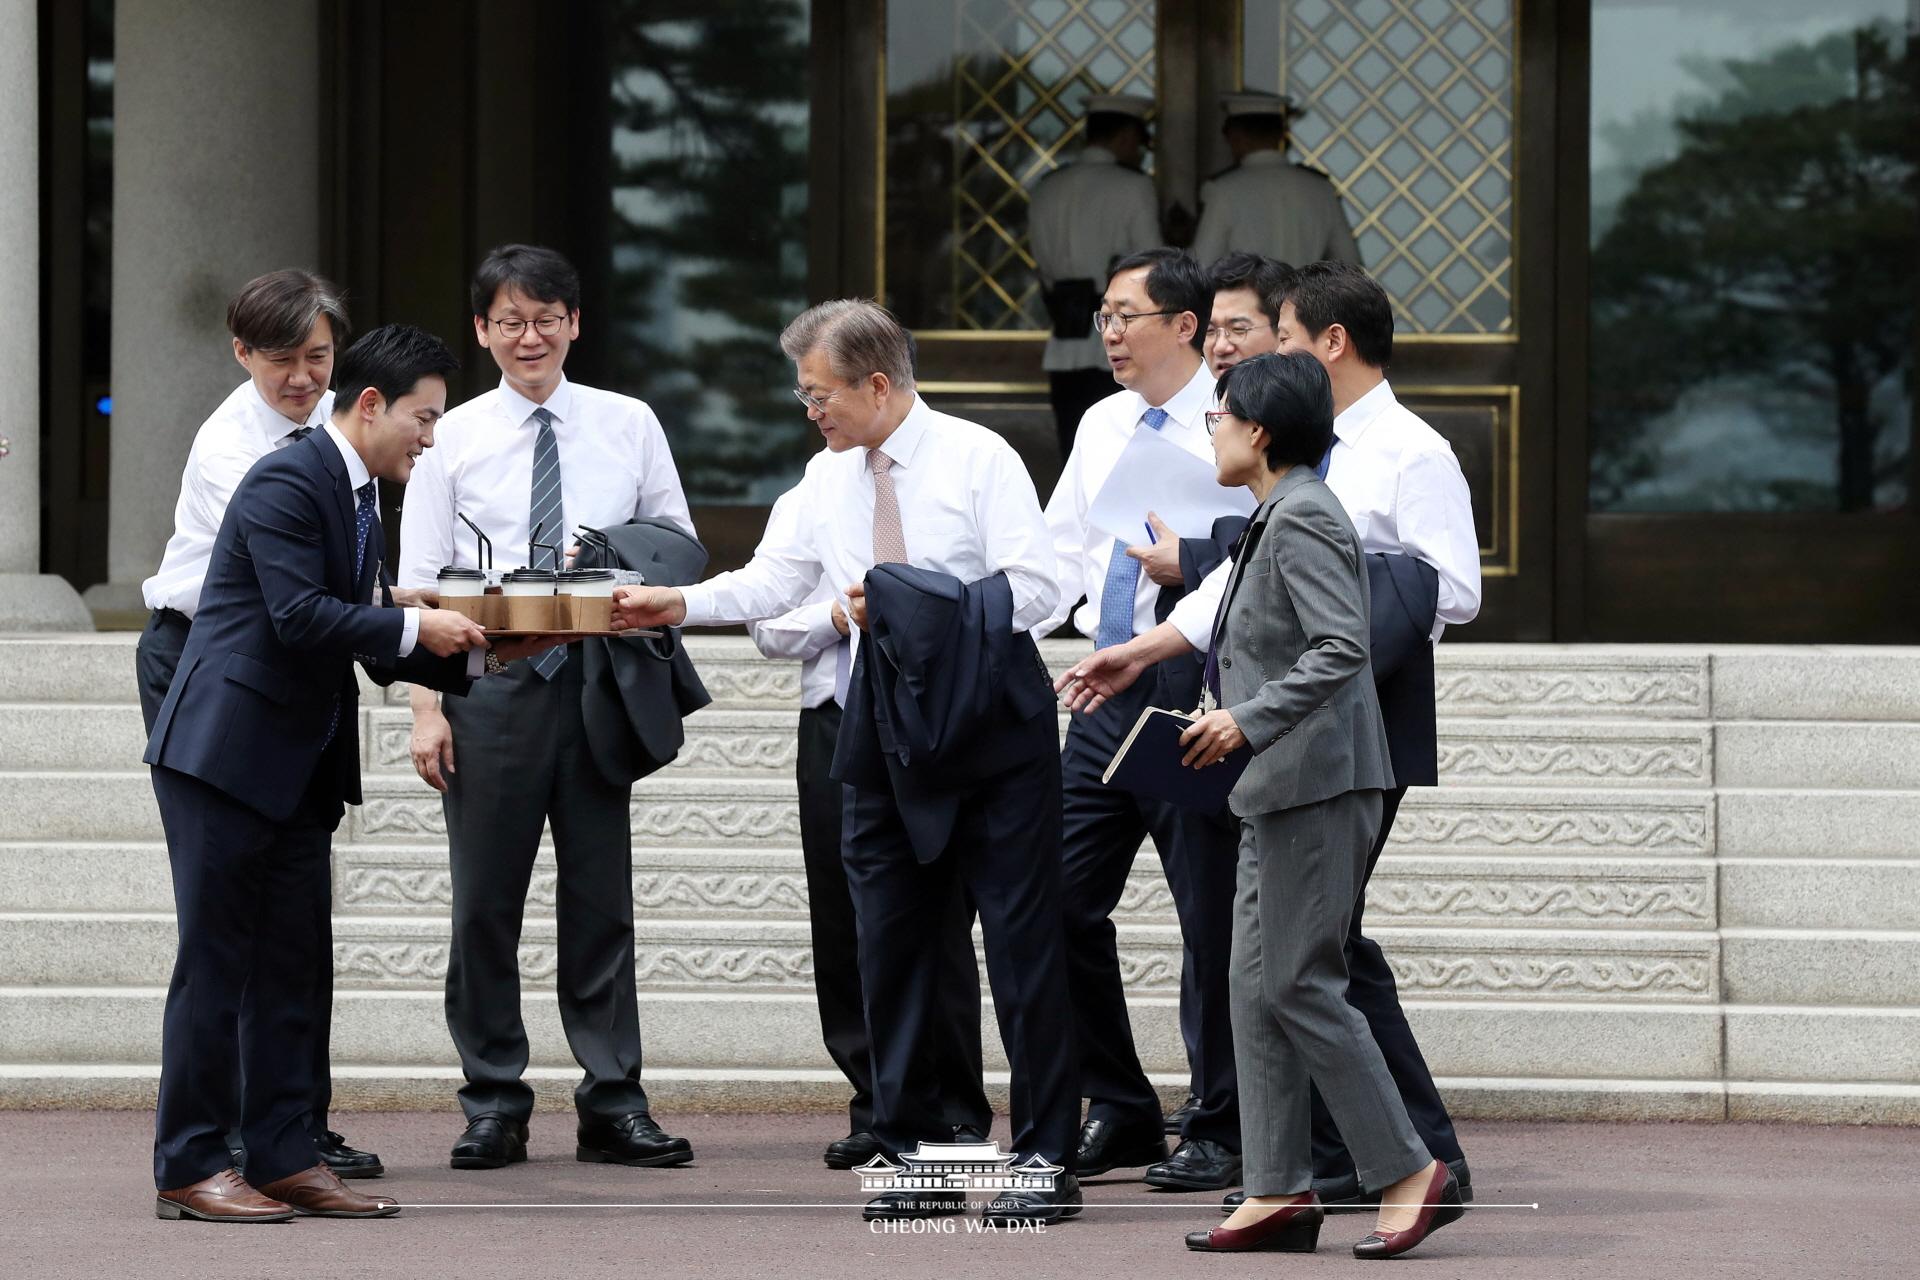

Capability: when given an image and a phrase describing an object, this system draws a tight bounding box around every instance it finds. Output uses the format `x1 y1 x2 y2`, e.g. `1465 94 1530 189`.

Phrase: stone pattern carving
1435 664 1708 717
1366 877 1711 924
631 801 801 843
1390 802 1711 854
697 663 803 707
1437 737 1708 784
1388 953 1714 999
667 730 798 772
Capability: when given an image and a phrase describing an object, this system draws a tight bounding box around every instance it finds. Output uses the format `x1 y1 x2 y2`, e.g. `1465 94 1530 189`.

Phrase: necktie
325 481 380 750
528 407 567 680
1315 443 1333 481
286 425 315 445
869 448 906 564
1094 406 1169 648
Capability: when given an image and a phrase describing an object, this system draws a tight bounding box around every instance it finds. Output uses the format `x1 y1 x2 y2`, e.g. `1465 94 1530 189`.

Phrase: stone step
0 704 149 770
1719 859 1920 930
0 988 1738 1083
1430 646 1710 720
1710 647 1920 721
0 635 142 704
1720 929 1920 1006
0 843 173 912
1723 1006 1920 1085
0 772 162 841
1715 721 1920 790
1717 789 1920 858
0 912 1723 1006
1433 719 1711 788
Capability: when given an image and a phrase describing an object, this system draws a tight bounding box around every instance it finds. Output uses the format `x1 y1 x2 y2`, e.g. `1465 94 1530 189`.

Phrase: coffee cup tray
481 628 663 639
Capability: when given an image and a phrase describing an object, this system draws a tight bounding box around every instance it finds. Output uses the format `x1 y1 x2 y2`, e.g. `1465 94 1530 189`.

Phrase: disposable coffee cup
501 567 557 631
435 566 486 622
559 569 616 632
478 587 508 629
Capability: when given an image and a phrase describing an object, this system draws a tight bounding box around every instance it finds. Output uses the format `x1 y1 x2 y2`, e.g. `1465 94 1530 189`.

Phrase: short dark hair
1086 112 1147 147
333 324 461 413
470 244 582 317
1207 252 1295 327
226 269 350 353
1275 260 1394 368
1107 247 1210 352
1224 114 1289 148
1216 351 1334 471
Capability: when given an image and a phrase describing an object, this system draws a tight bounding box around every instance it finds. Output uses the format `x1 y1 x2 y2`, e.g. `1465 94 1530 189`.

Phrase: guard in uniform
1029 92 1161 461
1192 92 1362 269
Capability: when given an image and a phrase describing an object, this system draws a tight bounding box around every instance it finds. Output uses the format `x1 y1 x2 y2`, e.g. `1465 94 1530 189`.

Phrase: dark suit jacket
1182 515 1439 786
831 564 1057 861
573 519 714 786
144 432 470 822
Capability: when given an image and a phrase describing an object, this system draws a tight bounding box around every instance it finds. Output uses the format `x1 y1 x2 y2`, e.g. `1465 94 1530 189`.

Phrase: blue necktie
325 481 379 750
1315 443 1333 481
528 407 567 680
1094 407 1169 649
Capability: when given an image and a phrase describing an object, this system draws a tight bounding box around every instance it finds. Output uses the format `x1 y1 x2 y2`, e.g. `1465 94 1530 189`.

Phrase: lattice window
1265 0 1515 334
946 0 1157 330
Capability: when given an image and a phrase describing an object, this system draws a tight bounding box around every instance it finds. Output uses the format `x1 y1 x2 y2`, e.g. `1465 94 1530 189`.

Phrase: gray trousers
442 652 649 1124
1232 789 1430 1196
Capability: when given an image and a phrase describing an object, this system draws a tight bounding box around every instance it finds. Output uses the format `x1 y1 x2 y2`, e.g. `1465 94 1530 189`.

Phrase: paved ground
2 1111 1911 1279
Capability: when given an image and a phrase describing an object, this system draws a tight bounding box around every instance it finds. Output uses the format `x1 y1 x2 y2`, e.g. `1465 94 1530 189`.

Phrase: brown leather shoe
155 1168 296 1223
256 1163 401 1218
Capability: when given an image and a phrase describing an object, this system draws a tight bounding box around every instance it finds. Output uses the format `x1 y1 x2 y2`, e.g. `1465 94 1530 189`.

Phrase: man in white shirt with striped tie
398 244 696 1174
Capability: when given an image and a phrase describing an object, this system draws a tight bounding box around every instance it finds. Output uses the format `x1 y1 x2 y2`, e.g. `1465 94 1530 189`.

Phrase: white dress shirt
143 381 335 616
1040 358 1218 639
679 395 1059 654
1029 146 1161 372
1192 150 1362 269
1170 378 1482 648
746 488 847 710
319 422 419 657
397 375 693 587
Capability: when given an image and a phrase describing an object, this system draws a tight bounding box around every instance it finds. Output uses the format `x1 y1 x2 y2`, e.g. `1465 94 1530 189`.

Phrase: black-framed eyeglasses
1205 321 1275 342
792 384 851 413
1204 409 1232 437
1094 309 1180 336
486 314 568 339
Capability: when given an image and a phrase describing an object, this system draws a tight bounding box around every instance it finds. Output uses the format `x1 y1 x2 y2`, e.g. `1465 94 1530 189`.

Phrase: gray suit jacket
1214 468 1395 817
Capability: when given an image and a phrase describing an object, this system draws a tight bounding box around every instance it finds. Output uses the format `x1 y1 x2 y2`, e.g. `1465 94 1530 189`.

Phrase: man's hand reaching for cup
610 586 687 631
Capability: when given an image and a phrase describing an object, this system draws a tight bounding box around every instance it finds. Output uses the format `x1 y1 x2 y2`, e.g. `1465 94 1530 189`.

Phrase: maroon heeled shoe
1185 1193 1323 1253
1352 1162 1464 1260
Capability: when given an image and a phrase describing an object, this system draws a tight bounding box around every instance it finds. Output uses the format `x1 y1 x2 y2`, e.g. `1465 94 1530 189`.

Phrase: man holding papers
1041 248 1247 1193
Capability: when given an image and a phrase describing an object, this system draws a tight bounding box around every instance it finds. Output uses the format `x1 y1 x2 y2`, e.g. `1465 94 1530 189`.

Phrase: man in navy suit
143 325 554 1223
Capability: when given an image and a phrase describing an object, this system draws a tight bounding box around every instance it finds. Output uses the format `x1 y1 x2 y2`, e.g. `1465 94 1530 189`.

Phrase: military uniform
1193 151 1361 268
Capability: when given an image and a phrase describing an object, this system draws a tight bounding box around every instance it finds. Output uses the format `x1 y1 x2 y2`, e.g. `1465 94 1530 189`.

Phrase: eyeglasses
486 313 568 339
1204 409 1232 437
792 384 851 413
1094 309 1179 336
1205 321 1275 343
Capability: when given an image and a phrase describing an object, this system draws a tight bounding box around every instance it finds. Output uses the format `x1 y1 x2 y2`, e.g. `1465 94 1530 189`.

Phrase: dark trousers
1050 368 1117 462
1308 786 1465 1181
139 607 336 1150
1060 675 1241 1147
841 714 1079 1167
798 703 990 1135
151 764 339 1190
442 652 649 1124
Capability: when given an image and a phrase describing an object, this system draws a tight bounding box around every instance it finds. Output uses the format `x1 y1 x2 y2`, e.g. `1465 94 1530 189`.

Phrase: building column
82 0 323 620
0 0 92 631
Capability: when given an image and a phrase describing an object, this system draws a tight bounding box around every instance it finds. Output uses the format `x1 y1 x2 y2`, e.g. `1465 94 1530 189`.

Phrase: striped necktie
324 481 379 750
528 406 567 680
1093 406 1169 648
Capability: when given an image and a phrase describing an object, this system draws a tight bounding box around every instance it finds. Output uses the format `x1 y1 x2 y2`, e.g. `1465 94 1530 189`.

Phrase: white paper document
1086 425 1256 544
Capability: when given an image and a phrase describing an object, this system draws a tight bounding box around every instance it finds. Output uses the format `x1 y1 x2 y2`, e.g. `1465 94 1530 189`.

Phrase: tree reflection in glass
1590 13 1915 513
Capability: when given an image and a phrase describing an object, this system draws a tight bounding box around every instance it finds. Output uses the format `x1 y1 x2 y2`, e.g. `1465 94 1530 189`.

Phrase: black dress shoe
1075 1117 1168 1177
1163 1093 1199 1135
451 1114 529 1170
951 1124 988 1144
576 1112 694 1168
863 1191 968 1221
315 1130 385 1179
824 1131 884 1169
1144 1138 1242 1191
983 1174 1082 1224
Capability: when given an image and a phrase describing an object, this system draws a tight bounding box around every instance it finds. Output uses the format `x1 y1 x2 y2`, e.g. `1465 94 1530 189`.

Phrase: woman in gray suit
1058 352 1463 1259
